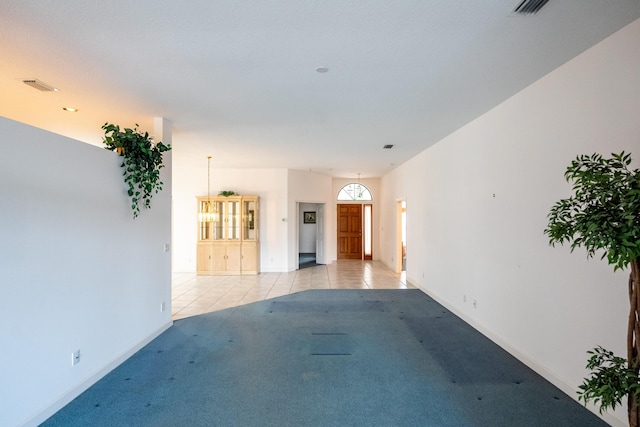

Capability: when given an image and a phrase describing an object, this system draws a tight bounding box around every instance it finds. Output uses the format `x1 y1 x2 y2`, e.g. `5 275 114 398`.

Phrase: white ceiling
1 1 639 178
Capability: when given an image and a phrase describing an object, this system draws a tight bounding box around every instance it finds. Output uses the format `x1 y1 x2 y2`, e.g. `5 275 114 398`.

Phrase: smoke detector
21 78 59 92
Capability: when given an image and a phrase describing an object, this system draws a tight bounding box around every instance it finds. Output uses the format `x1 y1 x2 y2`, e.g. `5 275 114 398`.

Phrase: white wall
172 161 337 273
287 169 334 270
380 18 640 426
171 152 289 272
0 117 173 426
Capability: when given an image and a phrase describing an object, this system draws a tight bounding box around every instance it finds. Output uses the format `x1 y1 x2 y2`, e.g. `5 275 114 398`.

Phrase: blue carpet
41 290 606 426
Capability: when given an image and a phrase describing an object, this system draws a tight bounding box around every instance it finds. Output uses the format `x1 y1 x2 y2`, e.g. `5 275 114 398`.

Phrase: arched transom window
337 183 372 201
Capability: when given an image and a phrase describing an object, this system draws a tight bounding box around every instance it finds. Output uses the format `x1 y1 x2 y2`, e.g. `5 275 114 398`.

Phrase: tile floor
171 260 414 320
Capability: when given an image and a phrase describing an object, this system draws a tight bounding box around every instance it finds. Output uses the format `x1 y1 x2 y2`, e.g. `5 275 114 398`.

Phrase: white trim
412 283 626 427
23 321 173 427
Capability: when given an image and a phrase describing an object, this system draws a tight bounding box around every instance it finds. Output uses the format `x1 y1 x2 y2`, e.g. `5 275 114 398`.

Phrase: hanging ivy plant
102 122 171 218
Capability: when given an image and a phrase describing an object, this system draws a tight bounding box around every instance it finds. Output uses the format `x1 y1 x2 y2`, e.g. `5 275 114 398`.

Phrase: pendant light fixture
199 156 214 222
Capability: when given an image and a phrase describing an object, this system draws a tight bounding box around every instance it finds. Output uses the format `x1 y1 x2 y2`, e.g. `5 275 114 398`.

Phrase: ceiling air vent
513 0 549 15
22 79 58 92
383 144 394 149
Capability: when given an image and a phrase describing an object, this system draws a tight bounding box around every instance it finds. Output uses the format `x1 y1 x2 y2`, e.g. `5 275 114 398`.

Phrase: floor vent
513 0 549 15
383 144 394 149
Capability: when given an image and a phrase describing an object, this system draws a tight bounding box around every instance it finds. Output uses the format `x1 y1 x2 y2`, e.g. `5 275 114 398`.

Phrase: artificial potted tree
102 123 171 218
545 152 640 425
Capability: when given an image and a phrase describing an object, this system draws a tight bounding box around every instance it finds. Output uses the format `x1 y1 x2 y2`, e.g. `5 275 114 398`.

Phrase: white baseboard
414 284 626 427
23 321 173 427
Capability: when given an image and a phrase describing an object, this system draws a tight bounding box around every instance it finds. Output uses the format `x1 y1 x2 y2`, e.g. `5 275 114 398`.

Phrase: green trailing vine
218 190 237 197
102 123 171 218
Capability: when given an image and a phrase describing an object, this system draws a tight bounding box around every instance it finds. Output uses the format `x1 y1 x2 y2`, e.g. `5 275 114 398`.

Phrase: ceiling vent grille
383 144 394 149
513 0 549 15
22 79 58 92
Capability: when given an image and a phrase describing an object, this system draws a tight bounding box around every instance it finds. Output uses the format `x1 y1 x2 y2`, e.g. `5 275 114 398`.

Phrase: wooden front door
337 204 362 260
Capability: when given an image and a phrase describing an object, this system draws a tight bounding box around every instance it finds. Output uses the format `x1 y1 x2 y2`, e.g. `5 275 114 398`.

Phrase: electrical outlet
163 243 170 252
71 350 80 366
161 302 166 312
473 299 478 309
463 294 466 303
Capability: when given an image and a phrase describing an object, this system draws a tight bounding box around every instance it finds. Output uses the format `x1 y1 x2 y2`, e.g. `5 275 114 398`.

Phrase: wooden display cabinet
197 195 260 275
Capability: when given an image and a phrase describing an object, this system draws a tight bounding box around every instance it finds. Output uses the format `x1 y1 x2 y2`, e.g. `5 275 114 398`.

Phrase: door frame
396 199 406 273
296 201 326 270
337 203 363 260
315 203 326 264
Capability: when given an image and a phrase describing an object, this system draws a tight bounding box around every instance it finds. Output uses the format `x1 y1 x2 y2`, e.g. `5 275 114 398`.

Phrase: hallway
172 260 412 320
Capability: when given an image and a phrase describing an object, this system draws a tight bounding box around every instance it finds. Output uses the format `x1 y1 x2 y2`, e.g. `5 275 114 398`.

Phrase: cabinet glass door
198 199 213 241
199 199 224 241
243 199 257 240
226 200 241 240
211 200 225 240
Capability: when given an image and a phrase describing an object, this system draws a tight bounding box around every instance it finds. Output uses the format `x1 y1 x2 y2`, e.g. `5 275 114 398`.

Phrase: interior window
337 183 372 201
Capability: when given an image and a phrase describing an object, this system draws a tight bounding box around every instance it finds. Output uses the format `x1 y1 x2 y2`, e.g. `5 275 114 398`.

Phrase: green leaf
102 122 171 218
544 152 640 271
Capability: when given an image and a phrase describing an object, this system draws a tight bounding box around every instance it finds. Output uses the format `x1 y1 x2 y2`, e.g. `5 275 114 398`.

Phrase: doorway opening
396 200 406 273
337 182 373 261
336 203 373 260
337 204 363 259
298 202 325 269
